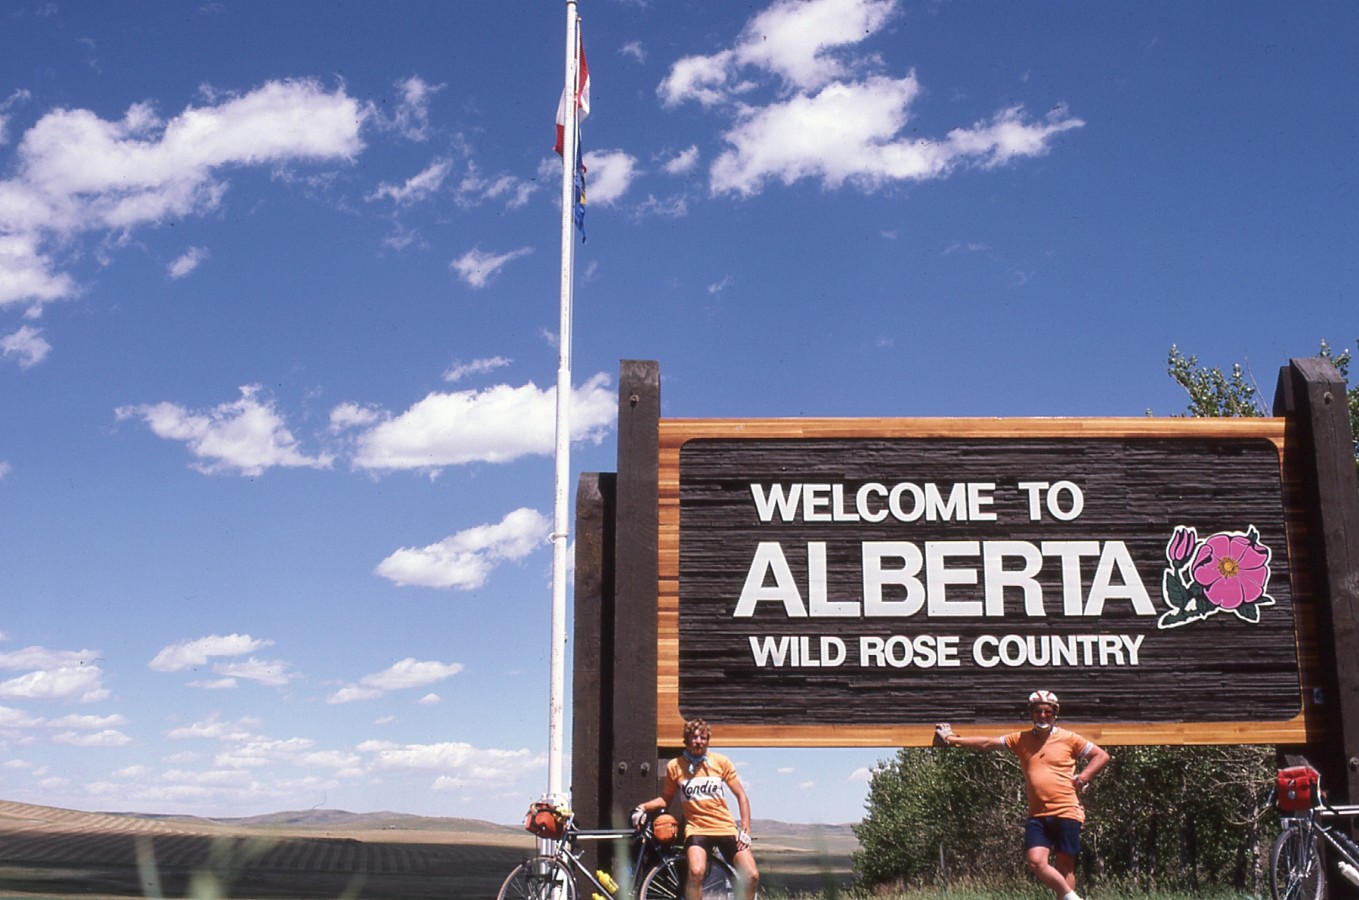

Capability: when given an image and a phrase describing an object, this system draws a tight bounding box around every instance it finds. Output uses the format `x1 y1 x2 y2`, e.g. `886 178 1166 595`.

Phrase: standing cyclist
935 690 1109 900
632 718 760 900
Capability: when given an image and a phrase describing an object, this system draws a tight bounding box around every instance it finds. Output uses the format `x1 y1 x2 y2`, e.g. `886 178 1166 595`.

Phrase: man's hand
933 723 953 748
630 806 648 830
1072 774 1088 792
737 827 752 851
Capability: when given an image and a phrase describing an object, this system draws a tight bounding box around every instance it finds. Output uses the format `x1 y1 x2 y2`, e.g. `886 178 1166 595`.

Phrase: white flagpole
548 0 580 805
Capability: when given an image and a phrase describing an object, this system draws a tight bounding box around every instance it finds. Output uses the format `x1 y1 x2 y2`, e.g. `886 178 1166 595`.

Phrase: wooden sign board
658 418 1317 749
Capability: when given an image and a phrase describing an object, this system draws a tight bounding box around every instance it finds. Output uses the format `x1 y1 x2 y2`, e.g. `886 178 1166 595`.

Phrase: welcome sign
657 418 1308 747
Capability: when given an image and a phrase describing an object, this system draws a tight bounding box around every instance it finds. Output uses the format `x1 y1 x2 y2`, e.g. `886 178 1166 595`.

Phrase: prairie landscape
0 800 856 898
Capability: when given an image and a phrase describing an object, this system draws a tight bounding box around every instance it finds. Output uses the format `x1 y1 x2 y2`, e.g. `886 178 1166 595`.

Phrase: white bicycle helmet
1027 689 1060 711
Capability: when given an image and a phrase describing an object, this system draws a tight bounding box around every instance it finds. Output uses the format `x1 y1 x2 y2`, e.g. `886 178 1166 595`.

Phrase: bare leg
1026 846 1076 899
731 848 760 900
684 845 709 900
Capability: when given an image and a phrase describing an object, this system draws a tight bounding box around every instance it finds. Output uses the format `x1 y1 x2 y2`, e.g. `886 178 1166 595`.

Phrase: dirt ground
0 800 856 899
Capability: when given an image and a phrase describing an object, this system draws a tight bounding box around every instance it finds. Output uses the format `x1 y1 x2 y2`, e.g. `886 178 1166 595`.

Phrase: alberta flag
555 33 589 242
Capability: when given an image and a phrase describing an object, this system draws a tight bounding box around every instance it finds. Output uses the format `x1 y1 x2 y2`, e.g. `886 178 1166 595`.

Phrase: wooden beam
1275 358 1359 803
610 361 661 827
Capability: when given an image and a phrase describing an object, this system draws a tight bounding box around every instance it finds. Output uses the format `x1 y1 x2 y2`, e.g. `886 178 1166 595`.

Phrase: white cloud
456 164 538 210
47 713 127 729
376 75 443 142
581 150 638 205
0 77 364 357
367 158 452 205
0 705 44 728
349 374 615 471
658 0 1083 197
1 325 51 368
328 658 463 703
166 716 258 742
0 646 97 670
0 461 9 481
374 507 549 590
211 658 297 688
620 41 646 64
327 401 381 433
167 246 209 279
116 385 335 477
663 145 700 176
443 356 511 383
449 246 532 289
418 693 440 705
149 633 274 673
0 664 109 704
52 729 132 747
366 740 543 789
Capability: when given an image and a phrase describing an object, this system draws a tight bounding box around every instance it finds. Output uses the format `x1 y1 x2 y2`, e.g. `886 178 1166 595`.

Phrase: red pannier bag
1277 766 1320 812
524 801 570 838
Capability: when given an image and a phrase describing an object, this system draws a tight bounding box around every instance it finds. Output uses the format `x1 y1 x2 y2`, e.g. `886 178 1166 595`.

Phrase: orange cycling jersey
663 751 741 836
1004 727 1093 822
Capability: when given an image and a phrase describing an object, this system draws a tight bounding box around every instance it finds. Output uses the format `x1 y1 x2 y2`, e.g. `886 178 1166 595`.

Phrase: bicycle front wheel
497 855 578 900
1271 822 1327 900
639 854 738 900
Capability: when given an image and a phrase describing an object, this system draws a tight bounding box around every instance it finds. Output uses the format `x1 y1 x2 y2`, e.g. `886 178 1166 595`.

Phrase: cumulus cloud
663 145 700 176
366 740 543 789
149 634 274 673
349 374 615 471
0 79 364 320
327 658 464 703
581 150 639 205
52 729 132 747
449 246 532 289
116 384 335 477
374 507 549 589
658 0 1083 197
1 325 51 368
0 664 109 704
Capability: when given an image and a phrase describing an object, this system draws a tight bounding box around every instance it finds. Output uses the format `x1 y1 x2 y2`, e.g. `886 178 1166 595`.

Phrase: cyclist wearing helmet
934 690 1109 900
631 718 759 900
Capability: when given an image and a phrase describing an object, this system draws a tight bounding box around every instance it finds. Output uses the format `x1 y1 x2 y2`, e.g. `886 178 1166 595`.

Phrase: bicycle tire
497 855 579 900
638 853 741 900
1271 821 1327 900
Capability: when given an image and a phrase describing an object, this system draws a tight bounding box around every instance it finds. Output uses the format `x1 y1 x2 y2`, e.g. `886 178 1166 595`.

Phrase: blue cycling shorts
1024 816 1082 856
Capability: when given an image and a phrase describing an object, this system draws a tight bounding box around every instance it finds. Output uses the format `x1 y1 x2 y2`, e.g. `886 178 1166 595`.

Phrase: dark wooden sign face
658 419 1307 746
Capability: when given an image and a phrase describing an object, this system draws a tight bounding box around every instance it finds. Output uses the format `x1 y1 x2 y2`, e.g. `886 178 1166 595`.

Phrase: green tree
1167 341 1359 467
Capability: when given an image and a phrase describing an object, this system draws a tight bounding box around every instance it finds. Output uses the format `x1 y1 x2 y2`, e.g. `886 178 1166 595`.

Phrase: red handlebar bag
1277 766 1320 812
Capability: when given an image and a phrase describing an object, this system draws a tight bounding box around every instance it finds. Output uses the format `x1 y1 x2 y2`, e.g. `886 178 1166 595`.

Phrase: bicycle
499 801 740 900
1269 764 1359 900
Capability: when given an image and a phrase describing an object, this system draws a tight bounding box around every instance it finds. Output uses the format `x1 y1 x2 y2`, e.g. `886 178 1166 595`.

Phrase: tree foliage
852 744 1276 894
1167 341 1359 466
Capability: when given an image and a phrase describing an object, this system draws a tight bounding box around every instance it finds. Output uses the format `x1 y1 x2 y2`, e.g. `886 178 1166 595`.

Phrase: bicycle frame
1272 784 1359 900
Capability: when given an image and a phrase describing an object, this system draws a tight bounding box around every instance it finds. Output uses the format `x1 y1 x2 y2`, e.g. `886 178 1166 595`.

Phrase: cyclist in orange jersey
935 690 1109 900
632 718 759 900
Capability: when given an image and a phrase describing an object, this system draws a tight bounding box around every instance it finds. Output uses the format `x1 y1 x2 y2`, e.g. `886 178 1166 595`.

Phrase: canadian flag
553 37 590 156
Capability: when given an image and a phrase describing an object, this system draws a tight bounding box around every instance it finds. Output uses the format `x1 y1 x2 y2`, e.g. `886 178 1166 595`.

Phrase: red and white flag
553 36 590 156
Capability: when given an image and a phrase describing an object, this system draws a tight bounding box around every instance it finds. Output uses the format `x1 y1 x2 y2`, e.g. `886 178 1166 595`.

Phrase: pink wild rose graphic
1158 525 1275 628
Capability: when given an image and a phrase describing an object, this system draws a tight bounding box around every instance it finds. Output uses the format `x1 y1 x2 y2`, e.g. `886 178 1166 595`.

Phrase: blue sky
0 0 1355 827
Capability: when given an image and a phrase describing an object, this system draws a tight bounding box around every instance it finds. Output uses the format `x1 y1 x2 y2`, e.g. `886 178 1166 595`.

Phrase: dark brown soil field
0 800 856 899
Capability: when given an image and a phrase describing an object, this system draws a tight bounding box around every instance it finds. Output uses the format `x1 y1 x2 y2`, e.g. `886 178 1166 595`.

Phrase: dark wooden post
572 472 614 836
609 360 662 826
1274 357 1359 803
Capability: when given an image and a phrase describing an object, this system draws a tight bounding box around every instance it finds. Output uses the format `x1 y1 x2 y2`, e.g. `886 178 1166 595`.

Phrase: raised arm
936 723 1007 752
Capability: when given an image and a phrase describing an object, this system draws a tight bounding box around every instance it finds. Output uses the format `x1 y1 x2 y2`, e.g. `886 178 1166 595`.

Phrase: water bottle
597 870 619 893
1339 860 1359 887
